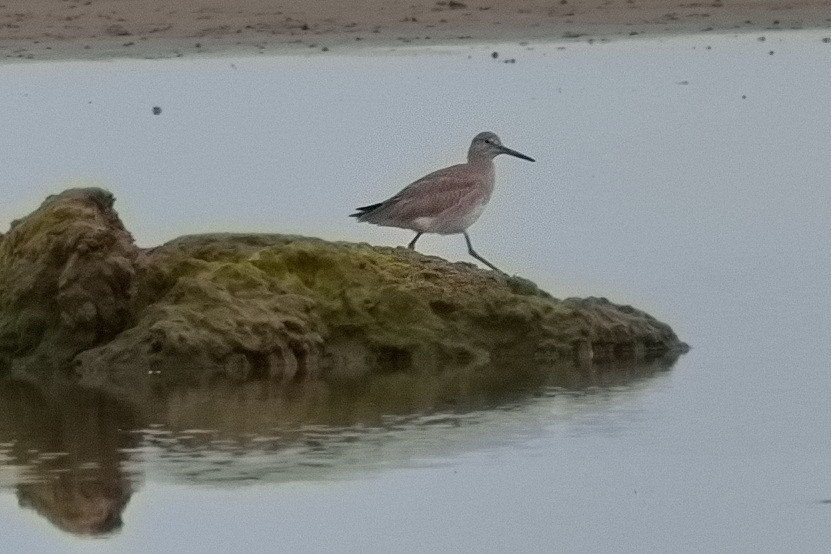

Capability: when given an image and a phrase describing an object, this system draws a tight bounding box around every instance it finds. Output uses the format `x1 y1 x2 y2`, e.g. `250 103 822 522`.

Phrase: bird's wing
382 165 485 219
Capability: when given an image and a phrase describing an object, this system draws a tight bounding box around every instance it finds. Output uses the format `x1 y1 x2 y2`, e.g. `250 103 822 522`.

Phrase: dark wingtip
350 202 383 219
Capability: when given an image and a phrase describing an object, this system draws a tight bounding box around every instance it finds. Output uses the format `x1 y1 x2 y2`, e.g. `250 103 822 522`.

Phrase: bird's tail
349 202 383 218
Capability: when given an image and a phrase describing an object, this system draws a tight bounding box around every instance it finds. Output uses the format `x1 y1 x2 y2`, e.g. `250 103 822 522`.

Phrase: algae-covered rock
0 188 687 399
0 188 139 369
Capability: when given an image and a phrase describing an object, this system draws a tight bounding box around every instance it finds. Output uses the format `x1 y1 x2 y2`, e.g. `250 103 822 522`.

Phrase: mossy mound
0 188 687 400
0 188 139 370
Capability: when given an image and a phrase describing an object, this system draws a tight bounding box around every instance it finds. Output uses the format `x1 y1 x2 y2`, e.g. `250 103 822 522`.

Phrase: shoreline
3 0 831 63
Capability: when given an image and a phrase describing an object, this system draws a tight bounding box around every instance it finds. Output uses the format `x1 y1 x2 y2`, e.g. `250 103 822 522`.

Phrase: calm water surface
1 31 830 552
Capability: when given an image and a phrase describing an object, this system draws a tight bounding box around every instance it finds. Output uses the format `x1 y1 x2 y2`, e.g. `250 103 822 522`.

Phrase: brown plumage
351 131 534 273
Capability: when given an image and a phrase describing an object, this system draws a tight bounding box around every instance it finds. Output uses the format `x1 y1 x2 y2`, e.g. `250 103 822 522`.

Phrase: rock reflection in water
0 352 679 536
0 378 136 536
139 355 678 483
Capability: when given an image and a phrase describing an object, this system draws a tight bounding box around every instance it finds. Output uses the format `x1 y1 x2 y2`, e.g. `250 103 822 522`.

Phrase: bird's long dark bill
500 145 535 162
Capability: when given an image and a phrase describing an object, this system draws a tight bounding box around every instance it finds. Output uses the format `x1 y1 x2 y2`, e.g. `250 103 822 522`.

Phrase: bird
350 131 534 273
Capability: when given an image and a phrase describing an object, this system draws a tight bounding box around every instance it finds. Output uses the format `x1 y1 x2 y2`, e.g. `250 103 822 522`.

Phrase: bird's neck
467 154 494 171
467 155 496 201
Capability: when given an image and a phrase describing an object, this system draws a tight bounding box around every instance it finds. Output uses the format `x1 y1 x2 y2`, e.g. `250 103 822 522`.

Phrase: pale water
1 31 830 552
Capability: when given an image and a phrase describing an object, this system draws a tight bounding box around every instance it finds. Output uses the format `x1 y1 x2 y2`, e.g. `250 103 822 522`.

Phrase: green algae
0 189 687 403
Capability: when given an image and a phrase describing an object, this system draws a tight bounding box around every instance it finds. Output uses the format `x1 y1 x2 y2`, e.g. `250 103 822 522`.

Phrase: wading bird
350 131 534 273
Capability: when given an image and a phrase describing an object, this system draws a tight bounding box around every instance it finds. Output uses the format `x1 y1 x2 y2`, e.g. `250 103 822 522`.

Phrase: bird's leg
408 232 423 250
463 232 506 274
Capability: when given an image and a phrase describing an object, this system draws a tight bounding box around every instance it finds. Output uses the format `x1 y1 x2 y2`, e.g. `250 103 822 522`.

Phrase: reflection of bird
351 132 535 273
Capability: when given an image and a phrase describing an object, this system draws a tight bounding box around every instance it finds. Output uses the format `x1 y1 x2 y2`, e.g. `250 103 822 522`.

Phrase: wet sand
2 0 831 62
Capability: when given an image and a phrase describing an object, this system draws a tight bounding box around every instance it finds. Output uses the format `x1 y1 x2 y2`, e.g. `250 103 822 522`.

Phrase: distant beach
2 0 831 62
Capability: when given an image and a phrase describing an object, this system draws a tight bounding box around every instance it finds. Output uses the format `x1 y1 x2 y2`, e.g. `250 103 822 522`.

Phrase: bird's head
468 132 535 162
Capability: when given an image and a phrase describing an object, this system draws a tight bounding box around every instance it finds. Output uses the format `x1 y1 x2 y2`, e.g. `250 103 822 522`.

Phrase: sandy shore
2 0 831 61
